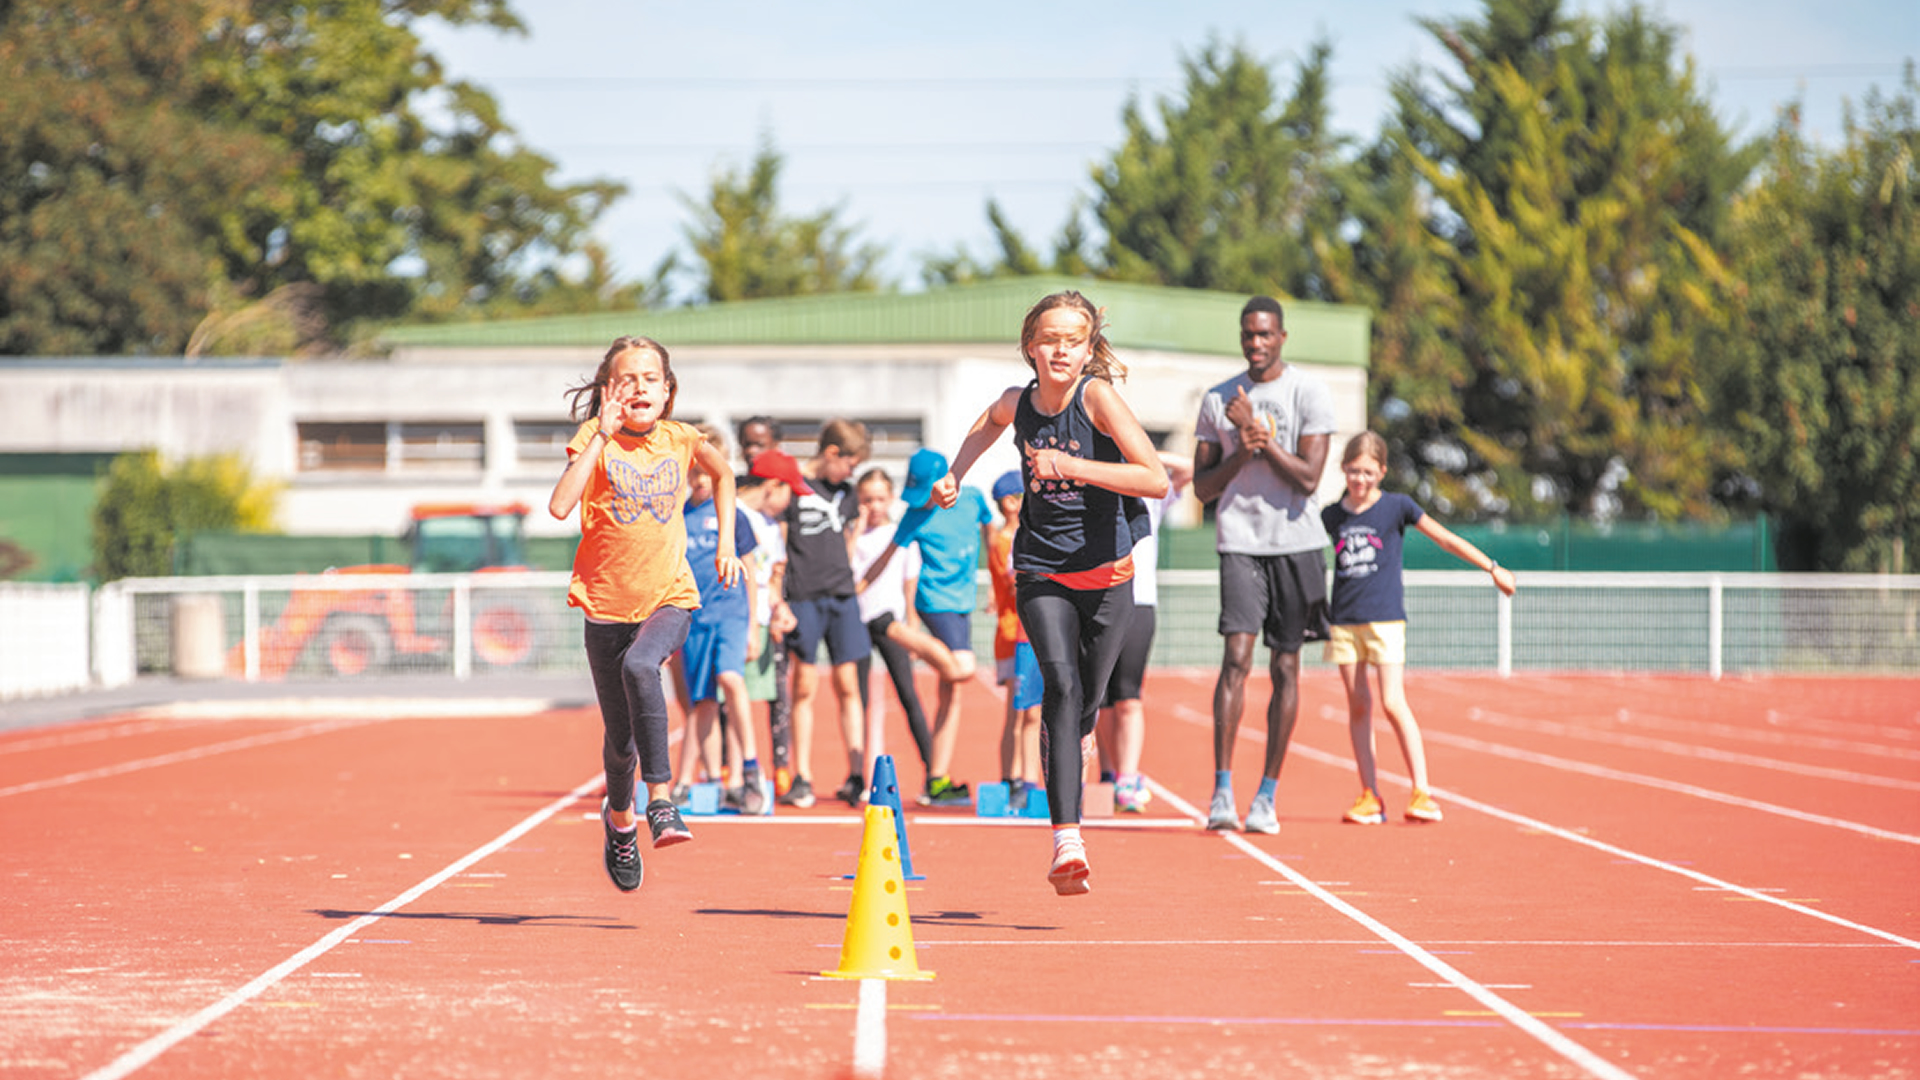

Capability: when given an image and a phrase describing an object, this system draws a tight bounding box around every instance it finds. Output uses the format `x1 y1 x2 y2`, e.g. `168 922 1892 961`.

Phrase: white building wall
2 348 1365 540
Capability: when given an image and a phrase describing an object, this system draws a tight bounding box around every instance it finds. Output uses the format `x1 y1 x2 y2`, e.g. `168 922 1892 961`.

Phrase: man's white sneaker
1205 788 1241 831
1244 795 1280 835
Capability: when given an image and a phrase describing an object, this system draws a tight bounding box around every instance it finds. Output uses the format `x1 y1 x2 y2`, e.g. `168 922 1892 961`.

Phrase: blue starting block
975 782 1051 819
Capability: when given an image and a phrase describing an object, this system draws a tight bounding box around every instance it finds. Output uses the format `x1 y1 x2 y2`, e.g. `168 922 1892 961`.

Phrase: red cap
748 449 814 495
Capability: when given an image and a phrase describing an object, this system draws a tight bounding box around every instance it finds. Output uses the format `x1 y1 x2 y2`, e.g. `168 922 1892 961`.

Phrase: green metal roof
378 276 1372 368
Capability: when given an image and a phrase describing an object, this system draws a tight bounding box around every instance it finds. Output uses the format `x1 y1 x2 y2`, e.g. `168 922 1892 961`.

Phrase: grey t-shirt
1194 365 1337 556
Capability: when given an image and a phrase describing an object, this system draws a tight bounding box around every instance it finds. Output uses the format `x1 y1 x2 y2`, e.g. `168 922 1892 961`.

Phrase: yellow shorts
1324 621 1407 666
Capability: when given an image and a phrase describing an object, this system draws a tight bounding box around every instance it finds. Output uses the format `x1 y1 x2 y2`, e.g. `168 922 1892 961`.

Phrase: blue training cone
865 754 925 880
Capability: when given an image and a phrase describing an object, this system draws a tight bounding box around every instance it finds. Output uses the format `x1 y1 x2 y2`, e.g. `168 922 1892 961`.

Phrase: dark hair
1241 295 1285 328
564 336 676 422
1018 290 1126 383
738 415 781 442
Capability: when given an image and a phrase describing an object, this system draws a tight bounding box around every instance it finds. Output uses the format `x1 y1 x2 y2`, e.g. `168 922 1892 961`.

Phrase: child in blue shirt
680 426 767 814
1321 432 1515 826
860 447 994 805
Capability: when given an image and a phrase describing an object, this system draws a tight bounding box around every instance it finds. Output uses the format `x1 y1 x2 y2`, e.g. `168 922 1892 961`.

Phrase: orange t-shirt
566 418 702 623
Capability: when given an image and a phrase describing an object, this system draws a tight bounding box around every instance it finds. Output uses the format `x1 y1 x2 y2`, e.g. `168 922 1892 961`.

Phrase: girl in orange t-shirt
549 336 743 893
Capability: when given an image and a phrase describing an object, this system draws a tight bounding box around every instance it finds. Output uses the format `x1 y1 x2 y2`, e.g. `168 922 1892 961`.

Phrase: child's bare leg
790 656 818 784
1341 661 1380 794
694 700 723 782
830 660 866 778
1375 663 1429 791
928 651 974 781
1112 698 1145 776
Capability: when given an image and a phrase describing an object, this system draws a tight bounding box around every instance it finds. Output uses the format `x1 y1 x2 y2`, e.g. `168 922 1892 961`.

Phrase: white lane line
0 716 399 798
852 979 887 1079
1415 728 1920 846
1171 702 1920 950
77 772 603 1080
1452 706 1920 788
1148 779 1640 1080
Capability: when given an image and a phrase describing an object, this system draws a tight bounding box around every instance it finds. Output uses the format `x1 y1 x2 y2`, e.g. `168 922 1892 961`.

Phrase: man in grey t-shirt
1191 296 1335 834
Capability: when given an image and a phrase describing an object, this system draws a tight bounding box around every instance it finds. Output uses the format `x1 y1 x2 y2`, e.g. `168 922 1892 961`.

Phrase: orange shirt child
566 418 704 623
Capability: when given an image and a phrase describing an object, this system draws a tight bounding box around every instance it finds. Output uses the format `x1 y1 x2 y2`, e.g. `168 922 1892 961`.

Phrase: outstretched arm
1414 515 1517 596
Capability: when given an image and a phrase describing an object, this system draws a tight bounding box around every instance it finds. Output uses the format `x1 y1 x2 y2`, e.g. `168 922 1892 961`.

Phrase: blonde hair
1018 290 1126 383
1343 431 1389 468
856 466 893 492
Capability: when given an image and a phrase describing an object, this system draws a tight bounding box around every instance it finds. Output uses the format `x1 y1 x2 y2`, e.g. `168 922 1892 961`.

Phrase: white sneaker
1048 839 1091 896
1244 795 1279 835
1206 788 1241 831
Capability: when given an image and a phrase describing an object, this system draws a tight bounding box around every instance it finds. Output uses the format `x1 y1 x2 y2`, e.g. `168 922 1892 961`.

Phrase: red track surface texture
3 672 1917 1079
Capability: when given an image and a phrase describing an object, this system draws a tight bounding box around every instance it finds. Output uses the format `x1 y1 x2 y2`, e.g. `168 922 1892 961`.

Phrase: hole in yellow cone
883 847 896 862
885 880 898 894
887 913 899 926
889 947 902 960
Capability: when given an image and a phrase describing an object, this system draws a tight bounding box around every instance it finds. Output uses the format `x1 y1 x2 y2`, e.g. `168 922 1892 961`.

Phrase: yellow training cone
821 804 934 981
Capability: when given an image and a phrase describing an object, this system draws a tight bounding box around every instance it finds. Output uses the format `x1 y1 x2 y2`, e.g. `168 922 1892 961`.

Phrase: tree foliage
1706 73 1919 571
92 451 280 581
1375 0 1759 521
671 138 886 303
0 0 624 356
1091 37 1349 299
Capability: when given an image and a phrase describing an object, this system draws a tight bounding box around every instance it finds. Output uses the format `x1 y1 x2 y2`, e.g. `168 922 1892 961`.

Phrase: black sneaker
739 769 768 815
601 797 643 892
777 776 816 809
645 798 693 848
835 773 866 807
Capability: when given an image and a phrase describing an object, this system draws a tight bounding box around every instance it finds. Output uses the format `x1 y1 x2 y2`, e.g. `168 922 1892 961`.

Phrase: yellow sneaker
1404 789 1445 823
1343 789 1384 825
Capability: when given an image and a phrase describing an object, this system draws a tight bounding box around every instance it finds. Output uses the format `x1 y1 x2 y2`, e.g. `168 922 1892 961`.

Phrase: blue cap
901 447 948 508
992 470 1023 500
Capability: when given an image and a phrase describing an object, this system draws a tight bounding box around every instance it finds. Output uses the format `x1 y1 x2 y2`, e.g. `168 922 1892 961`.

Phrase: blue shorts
917 608 973 655
997 641 1044 711
683 614 747 703
787 594 871 667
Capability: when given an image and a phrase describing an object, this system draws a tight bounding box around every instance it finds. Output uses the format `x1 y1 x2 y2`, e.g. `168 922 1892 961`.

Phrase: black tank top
1012 377 1149 576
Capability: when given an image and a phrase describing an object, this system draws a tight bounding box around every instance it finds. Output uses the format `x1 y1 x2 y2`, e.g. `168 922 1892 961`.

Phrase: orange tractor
236 502 546 678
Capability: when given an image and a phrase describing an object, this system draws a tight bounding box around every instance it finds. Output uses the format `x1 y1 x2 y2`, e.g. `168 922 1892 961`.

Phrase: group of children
552 293 1517 897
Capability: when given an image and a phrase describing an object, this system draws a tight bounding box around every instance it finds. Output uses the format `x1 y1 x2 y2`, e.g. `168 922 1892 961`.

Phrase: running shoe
1404 789 1445 823
1047 838 1091 896
601 797 643 892
924 776 973 808
645 798 694 847
1114 777 1153 814
1205 788 1241 831
1007 779 1029 813
669 783 691 808
1243 794 1280 835
731 781 768 817
1343 789 1386 825
777 776 815 809
835 773 866 807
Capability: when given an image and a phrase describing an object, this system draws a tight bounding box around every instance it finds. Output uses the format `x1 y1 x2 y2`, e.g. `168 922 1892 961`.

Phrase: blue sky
418 0 1916 290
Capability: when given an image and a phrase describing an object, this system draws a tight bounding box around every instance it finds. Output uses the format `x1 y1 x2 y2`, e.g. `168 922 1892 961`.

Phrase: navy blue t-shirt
1012 377 1149 576
1321 492 1424 624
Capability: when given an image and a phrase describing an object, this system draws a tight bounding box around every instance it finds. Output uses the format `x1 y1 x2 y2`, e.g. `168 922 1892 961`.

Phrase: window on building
296 420 483 475
772 417 923 463
297 422 386 472
514 420 575 474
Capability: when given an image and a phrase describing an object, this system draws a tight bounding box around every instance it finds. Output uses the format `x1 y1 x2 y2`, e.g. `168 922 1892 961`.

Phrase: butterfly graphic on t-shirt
608 457 682 524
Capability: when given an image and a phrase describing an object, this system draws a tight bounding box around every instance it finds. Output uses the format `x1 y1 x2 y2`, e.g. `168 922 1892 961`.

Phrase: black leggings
584 608 692 813
1016 576 1135 825
855 614 935 770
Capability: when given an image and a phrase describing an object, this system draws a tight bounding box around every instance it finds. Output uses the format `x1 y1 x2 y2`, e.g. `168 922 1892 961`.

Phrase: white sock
1053 825 1082 852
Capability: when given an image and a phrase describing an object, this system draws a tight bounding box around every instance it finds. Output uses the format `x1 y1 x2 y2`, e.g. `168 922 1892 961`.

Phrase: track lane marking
0 716 400 798
77 771 604 1080
1146 778 1640 1080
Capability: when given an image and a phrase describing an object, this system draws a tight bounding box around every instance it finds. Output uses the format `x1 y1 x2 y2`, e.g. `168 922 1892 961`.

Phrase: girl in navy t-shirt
1321 432 1516 826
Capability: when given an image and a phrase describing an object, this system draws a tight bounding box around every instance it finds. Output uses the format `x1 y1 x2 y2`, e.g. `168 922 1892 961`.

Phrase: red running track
2 671 1916 1079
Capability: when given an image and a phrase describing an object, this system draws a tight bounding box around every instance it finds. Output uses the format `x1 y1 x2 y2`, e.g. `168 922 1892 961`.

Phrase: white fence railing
3 571 1916 701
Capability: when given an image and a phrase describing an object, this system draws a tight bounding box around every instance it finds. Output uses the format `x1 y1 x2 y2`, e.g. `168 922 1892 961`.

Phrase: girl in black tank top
919 290 1168 897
